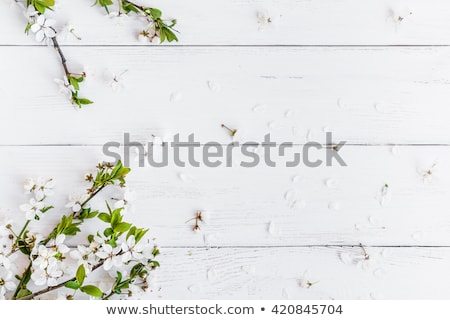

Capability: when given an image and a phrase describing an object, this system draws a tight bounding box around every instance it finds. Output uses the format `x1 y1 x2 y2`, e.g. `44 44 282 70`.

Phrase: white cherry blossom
48 235 69 255
95 244 122 271
65 193 89 212
30 15 56 42
34 177 55 201
0 268 15 299
121 236 144 263
54 76 75 99
20 198 45 220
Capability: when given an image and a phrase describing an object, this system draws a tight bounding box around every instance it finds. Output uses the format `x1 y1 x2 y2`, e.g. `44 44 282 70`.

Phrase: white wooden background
1 0 450 299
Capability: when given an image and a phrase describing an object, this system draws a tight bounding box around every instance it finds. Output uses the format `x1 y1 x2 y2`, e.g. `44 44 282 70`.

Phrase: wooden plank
101 247 450 299
1 146 449 246
2 46 450 145
3 0 450 45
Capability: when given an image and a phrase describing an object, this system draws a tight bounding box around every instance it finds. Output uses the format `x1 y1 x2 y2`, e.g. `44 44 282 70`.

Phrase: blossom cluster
0 161 159 300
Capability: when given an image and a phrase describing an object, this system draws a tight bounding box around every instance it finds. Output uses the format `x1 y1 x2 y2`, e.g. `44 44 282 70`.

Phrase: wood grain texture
0 1 449 299
1 146 448 247
2 46 450 145
3 0 450 45
129 247 450 299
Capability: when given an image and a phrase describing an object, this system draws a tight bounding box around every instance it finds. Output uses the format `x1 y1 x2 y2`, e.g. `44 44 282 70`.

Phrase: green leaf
149 8 162 19
37 0 55 6
159 28 166 43
69 77 80 90
87 210 99 219
65 281 80 290
98 213 111 223
80 285 103 298
25 22 32 34
33 2 46 13
103 227 114 237
41 205 54 213
63 225 81 236
152 261 161 268
163 27 178 42
16 288 32 299
78 98 93 105
76 265 86 286
135 228 149 242
126 226 136 239
110 208 123 227
114 222 131 233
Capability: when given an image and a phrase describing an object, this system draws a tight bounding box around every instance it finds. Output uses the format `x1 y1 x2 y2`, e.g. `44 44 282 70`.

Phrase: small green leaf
63 225 81 236
149 8 162 18
69 77 80 90
76 265 86 286
98 213 111 223
104 227 114 237
37 0 55 7
65 281 80 290
33 2 46 13
80 285 103 298
87 210 99 219
16 288 32 299
78 98 93 105
114 222 131 233
41 206 54 213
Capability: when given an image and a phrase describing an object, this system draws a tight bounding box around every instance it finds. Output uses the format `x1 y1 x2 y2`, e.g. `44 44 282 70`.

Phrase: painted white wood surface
0 0 449 299
0 146 448 247
3 0 450 45
2 46 450 145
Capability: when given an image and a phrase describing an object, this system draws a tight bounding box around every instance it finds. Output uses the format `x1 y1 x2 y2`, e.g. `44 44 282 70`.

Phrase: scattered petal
306 129 314 141
284 109 293 118
268 221 279 235
207 268 218 281
328 201 340 211
207 81 220 92
325 178 338 188
373 268 386 278
339 252 353 265
282 288 290 299
337 98 347 110
252 104 267 113
241 265 256 275
170 92 183 103
188 284 200 293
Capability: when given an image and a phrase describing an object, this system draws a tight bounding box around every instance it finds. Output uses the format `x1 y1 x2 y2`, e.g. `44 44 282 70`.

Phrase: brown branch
17 261 105 300
51 36 70 77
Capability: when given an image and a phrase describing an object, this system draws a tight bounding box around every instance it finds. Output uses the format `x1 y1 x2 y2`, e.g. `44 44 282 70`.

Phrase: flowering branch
17 260 105 300
94 0 179 43
14 0 179 108
0 161 158 300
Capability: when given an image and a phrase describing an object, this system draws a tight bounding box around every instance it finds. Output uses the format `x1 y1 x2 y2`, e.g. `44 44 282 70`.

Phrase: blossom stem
12 184 108 299
15 220 31 247
12 265 32 299
50 36 70 78
17 261 105 300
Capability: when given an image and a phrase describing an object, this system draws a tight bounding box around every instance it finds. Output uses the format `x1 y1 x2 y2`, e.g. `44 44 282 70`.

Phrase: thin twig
51 36 70 77
17 261 105 300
